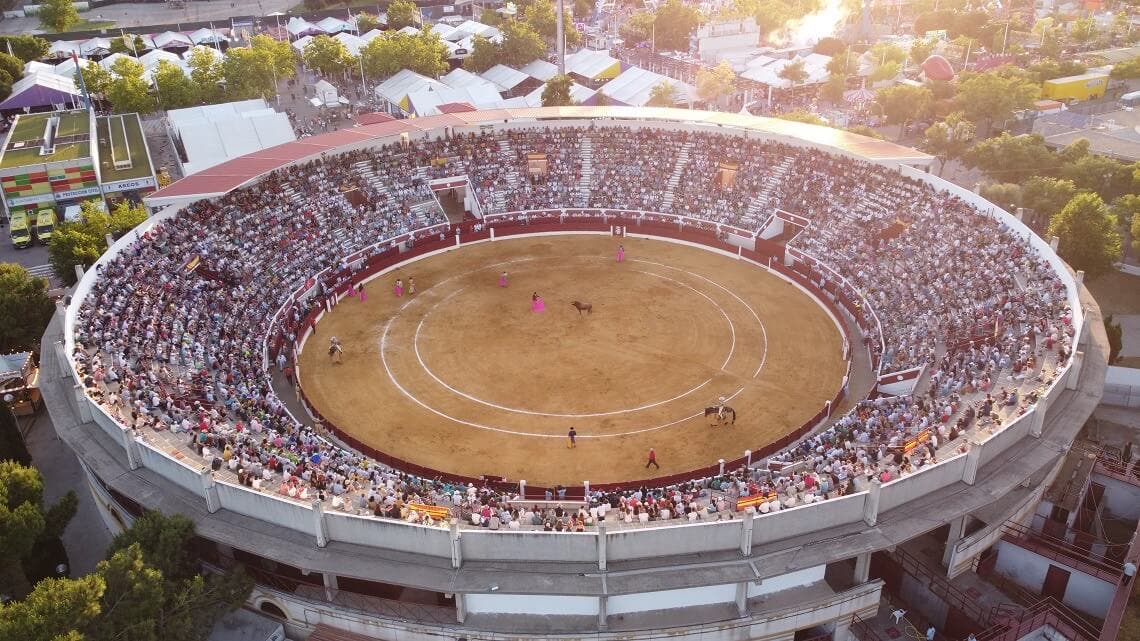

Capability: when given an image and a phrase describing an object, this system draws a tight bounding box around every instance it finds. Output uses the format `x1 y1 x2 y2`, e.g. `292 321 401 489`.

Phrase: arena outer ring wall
43 108 1108 641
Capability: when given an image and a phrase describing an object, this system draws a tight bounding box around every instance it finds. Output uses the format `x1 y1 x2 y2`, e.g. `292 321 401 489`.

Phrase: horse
704 405 736 426
571 301 592 315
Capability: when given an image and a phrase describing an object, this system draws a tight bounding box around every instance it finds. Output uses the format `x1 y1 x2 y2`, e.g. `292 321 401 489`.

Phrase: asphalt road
4 0 303 34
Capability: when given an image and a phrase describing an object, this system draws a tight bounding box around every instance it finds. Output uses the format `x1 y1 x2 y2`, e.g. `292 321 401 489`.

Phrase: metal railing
1000 521 1123 582
973 598 1100 641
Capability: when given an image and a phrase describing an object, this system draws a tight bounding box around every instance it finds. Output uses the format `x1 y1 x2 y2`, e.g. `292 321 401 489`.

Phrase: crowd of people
71 124 1076 531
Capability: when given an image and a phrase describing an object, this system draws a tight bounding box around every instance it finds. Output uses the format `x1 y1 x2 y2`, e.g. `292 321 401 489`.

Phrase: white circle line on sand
627 258 769 378
381 316 746 438
408 269 732 418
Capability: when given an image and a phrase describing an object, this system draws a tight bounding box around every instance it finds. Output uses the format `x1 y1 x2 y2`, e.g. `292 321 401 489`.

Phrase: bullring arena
300 235 847 485
41 108 1108 641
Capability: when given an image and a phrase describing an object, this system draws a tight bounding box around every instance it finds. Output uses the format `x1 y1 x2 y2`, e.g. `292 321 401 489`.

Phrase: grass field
96 114 153 182
1 111 91 169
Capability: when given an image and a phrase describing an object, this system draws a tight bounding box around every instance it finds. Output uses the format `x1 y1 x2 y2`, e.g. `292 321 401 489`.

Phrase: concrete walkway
22 406 113 576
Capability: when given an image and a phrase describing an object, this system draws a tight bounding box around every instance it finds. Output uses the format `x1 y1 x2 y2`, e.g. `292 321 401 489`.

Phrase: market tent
316 17 354 34
23 61 55 76
519 59 558 81
595 67 694 106
152 31 194 49
0 73 83 110
374 69 446 113
52 56 93 77
189 28 228 45
80 37 111 56
139 49 182 70
564 48 622 82
182 45 224 63
334 32 366 57
314 80 340 106
441 67 498 91
287 17 326 37
47 40 81 59
524 80 595 106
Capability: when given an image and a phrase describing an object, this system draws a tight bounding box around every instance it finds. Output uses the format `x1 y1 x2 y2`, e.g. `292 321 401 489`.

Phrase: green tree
868 41 907 67
0 461 78 598
108 200 148 237
359 30 448 80
105 57 154 114
1026 58 1087 83
922 111 975 176
1021 176 1078 230
696 60 736 104
0 52 22 82
776 109 827 125
777 59 808 87
646 80 679 106
980 182 1022 210
826 49 857 76
953 70 1039 134
108 37 132 55
48 203 111 285
76 63 112 98
813 37 846 56
1133 205 1140 253
0 263 55 353
186 46 224 102
37 0 79 32
846 124 885 139
876 84 932 139
1110 194 1140 231
0 574 103 641
541 73 573 106
500 20 547 66
479 8 503 26
1060 154 1136 202
153 61 199 110
909 37 935 64
618 11 655 46
524 0 582 47
820 73 846 103
1110 56 1140 79
355 12 383 32
964 132 1057 183
387 0 419 29
652 0 700 51
1047 192 1122 280
1069 16 1098 46
303 35 354 78
869 60 900 82
250 34 297 81
463 35 500 72
0 35 50 63
222 47 278 100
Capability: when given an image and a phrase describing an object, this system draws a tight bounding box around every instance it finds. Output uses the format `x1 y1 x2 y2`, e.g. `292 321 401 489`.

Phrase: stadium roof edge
145 107 934 207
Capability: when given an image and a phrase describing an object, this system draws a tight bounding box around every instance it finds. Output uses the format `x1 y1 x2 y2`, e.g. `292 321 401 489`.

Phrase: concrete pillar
597 520 607 571
119 426 140 471
200 469 220 513
104 233 115 249
942 515 966 568
854 552 871 583
490 226 496 240
1050 236 1059 251
834 617 853 641
1066 350 1084 390
745 450 752 466
962 441 983 485
73 264 84 283
73 385 93 423
450 518 462 569
454 232 461 246
322 572 338 602
598 595 608 629
1074 270 1084 285
1029 403 1046 438
312 499 328 548
455 593 467 623
740 507 755 556
519 479 526 499
583 480 590 497
862 479 881 527
735 581 749 617
719 458 726 475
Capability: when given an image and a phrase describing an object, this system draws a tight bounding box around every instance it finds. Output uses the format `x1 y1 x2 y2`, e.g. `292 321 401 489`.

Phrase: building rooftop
95 114 154 182
0 110 91 169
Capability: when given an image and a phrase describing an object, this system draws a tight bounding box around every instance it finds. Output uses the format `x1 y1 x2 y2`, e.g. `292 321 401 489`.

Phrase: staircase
659 141 694 213
410 199 445 227
743 157 792 227
492 138 520 213
352 159 394 202
576 134 594 206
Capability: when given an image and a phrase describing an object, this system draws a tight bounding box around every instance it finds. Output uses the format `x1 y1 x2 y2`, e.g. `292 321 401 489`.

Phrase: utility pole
556 0 566 73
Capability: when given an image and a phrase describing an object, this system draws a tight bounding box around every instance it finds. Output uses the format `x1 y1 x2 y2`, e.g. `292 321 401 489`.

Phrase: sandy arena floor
298 236 846 486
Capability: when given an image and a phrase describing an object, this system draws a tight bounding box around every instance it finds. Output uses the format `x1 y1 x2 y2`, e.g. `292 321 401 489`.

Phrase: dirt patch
298 236 848 486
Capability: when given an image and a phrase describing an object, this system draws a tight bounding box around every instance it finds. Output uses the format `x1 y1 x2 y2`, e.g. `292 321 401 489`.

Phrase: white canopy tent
167 99 296 176
316 17 354 34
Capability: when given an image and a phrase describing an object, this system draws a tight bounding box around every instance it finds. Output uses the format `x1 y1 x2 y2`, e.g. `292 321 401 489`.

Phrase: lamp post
2 393 16 429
